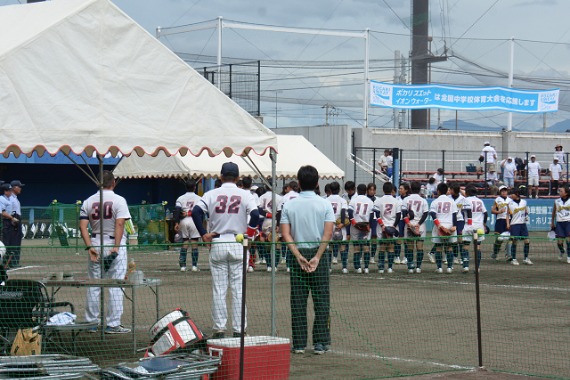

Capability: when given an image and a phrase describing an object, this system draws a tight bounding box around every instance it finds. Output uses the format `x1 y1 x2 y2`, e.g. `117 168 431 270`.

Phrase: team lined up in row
172 177 570 274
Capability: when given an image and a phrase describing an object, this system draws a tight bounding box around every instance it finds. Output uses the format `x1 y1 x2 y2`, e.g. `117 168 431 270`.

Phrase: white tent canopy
114 135 344 180
0 0 277 158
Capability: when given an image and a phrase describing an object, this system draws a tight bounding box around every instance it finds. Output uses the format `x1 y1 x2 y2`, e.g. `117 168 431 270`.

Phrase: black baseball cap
10 180 24 187
221 162 239 177
2 183 12 191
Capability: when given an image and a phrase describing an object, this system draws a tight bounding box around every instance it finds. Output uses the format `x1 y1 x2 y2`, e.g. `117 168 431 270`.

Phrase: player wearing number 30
192 162 259 338
79 170 132 334
430 183 458 274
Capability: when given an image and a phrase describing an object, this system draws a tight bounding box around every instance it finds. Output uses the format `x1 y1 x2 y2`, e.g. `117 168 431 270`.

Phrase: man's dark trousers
290 248 330 350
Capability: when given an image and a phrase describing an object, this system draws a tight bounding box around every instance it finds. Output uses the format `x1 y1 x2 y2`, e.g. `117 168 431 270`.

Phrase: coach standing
0 184 16 267
281 165 334 355
192 162 259 338
79 170 131 334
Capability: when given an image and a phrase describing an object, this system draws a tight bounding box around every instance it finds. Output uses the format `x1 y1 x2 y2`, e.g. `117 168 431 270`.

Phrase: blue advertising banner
369 81 559 113
422 198 554 233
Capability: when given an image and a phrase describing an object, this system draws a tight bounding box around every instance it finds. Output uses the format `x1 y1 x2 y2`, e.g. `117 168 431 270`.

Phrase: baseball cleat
356 268 362 274
247 266 254 273
436 268 443 274
287 267 291 273
453 257 461 265
332 257 338 264
491 253 497 260
416 268 422 274
522 258 533 265
567 257 570 264
400 257 408 265
191 266 199 272
428 253 435 263
342 268 348 274
446 267 453 274
267 267 273 272
370 257 375 264
180 266 187 272
511 259 519 266
462 266 469 273
393 257 401 265
387 268 393 274
408 269 414 274
364 268 369 274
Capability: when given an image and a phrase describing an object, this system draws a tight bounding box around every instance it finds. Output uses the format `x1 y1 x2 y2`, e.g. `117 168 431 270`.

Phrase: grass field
6 234 570 379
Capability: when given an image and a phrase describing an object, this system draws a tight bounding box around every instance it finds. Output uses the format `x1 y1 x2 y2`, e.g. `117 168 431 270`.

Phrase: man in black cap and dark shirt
8 180 24 268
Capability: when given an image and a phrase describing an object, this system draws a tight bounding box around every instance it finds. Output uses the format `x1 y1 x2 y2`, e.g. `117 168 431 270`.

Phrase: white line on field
329 348 474 370
331 273 570 292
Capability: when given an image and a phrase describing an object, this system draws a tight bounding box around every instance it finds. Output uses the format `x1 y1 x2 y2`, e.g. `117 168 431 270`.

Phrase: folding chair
0 279 97 355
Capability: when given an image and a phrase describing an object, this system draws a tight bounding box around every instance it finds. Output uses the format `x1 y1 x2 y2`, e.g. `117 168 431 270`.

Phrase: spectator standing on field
554 144 565 164
281 165 334 355
501 157 517 189
479 141 497 174
527 155 541 199
549 156 563 196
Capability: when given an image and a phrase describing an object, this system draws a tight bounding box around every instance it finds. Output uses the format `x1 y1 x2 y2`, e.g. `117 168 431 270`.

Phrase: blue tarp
0 152 120 165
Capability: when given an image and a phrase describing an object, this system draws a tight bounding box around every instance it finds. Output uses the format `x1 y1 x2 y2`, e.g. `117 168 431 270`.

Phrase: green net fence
18 203 169 250
0 234 568 379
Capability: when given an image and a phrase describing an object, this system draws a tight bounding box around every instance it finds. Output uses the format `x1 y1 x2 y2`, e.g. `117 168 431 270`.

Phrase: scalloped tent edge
113 135 344 180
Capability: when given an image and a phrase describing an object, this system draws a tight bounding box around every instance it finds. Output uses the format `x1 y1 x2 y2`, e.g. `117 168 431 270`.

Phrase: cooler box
207 336 290 380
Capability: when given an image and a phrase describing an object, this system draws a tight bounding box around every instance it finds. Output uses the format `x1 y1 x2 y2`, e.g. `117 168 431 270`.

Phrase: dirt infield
7 237 570 379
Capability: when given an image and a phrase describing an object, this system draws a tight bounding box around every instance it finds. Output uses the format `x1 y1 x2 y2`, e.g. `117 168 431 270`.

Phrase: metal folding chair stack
100 352 221 379
0 279 97 355
0 354 99 379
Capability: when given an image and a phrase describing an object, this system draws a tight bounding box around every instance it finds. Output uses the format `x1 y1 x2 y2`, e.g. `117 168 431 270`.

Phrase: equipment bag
11 328 41 356
146 309 205 357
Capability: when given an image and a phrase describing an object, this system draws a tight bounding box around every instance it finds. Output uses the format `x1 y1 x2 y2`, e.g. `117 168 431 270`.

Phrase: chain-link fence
1 235 568 379
17 203 169 249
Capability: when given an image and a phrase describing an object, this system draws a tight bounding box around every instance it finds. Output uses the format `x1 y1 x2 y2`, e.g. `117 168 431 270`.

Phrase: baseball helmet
497 231 511 242
383 226 399 238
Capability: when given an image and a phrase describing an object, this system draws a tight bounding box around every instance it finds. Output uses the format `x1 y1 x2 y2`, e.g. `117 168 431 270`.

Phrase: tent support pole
270 149 277 337
97 155 106 340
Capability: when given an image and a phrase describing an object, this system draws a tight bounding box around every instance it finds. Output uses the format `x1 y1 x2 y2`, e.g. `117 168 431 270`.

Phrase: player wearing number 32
192 162 259 338
79 170 131 334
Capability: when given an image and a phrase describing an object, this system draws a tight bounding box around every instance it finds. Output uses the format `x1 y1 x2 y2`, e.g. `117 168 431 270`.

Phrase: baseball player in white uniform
551 184 570 264
257 182 282 269
79 170 131 334
402 181 429 273
491 185 512 260
192 162 259 338
373 182 402 274
326 182 349 272
348 184 374 274
174 179 202 272
429 182 458 274
277 181 299 270
507 188 531 265
463 185 488 271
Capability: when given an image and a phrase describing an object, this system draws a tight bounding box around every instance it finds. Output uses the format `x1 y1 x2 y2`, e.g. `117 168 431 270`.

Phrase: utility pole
410 0 447 129
322 103 337 126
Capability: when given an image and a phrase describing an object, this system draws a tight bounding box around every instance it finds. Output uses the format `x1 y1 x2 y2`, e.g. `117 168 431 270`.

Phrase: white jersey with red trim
258 191 282 215
175 192 202 216
465 196 487 227
278 190 299 211
449 194 469 222
373 195 401 227
348 194 374 223
430 194 457 227
197 183 257 235
508 199 529 225
327 194 348 219
80 190 131 240
405 194 429 224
